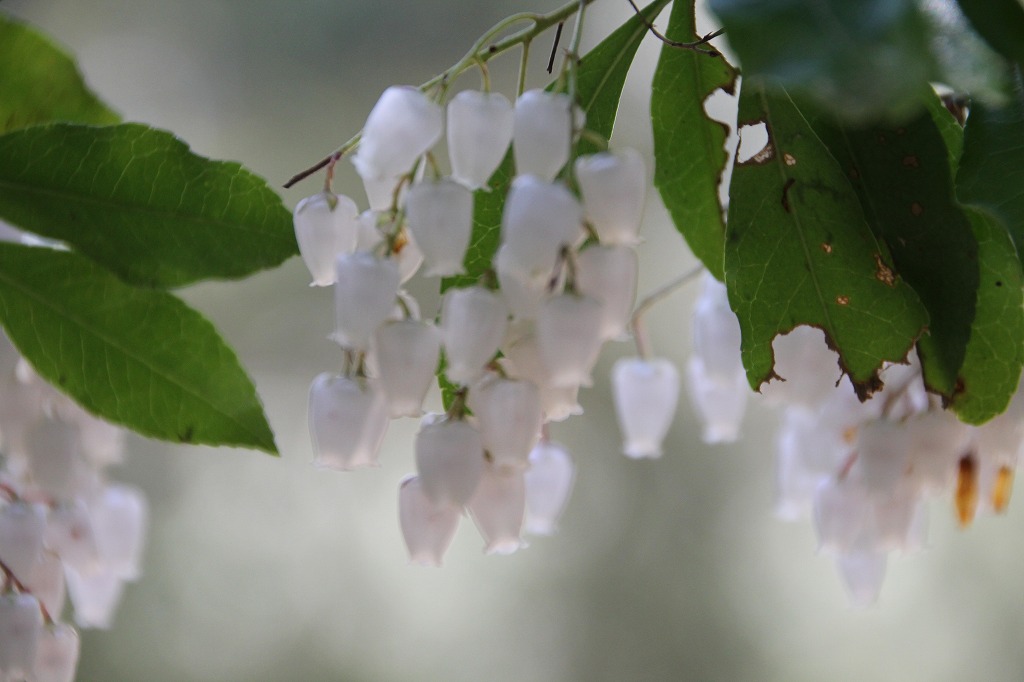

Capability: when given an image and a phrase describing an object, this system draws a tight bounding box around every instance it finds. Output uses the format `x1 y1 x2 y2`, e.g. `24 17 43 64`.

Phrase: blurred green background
4 1 1024 680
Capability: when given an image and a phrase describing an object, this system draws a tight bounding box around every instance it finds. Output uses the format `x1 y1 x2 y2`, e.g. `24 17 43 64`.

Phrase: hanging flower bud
33 622 80 682
333 251 401 351
448 90 514 190
836 551 887 607
574 148 646 244
0 500 47 582
467 462 526 555
523 441 575 535
308 373 390 471
415 415 485 507
685 356 750 444
293 192 360 286
356 211 423 284
494 245 551 321
24 553 66 619
373 319 442 418
45 503 99 574
536 292 604 388
398 475 461 567
64 565 124 629
611 357 680 459
500 320 583 421
501 176 583 277
575 244 638 341
352 86 443 181
24 418 86 502
473 378 543 472
513 89 580 181
404 179 473 277
90 484 148 581
0 593 43 679
440 286 509 385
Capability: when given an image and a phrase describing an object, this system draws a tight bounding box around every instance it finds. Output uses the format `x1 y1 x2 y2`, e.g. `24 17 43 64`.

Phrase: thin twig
630 265 704 359
626 0 723 57
547 22 564 74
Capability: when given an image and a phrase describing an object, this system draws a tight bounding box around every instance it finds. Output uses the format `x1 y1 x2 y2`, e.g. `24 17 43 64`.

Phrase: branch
626 0 724 57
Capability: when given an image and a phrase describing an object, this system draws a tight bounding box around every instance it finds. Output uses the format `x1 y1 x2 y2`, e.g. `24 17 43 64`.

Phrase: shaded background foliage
4 1 1024 680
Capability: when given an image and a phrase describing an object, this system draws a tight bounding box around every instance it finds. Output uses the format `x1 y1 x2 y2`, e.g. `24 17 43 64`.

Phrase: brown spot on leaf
821 242 833 254
911 202 924 216
873 253 897 287
902 155 919 168
836 295 850 306
781 178 795 213
783 153 796 166
179 426 195 443
751 145 774 164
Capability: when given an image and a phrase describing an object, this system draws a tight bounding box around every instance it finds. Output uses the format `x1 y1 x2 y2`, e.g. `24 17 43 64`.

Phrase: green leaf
651 0 737 280
0 243 277 453
441 0 670 292
724 80 927 399
0 123 297 289
802 94 979 398
954 0 1024 65
949 207 1024 423
708 0 935 122
0 15 119 133
957 74 1024 256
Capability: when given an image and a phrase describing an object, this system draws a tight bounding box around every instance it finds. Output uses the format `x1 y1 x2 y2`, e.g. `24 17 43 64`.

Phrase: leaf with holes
0 123 296 289
801 92 979 399
0 242 277 453
708 0 935 122
441 0 670 292
724 79 927 399
0 15 119 134
651 0 737 280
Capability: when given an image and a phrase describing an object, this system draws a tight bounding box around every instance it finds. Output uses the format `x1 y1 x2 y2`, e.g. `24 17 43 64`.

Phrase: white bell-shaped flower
308 373 389 471
575 244 638 341
692 274 743 380
440 286 509 385
89 484 148 581
404 179 473 277
398 475 461 567
24 553 65 619
773 405 854 521
355 211 423 284
686 356 749 444
74 412 125 468
513 89 578 181
473 378 542 472
0 500 47 582
836 550 888 607
852 420 912 497
33 622 80 682
64 565 124 629
611 357 680 459
293 192 360 286
372 319 442 418
415 416 485 507
904 410 969 492
467 462 526 555
352 86 443 181
523 441 575 535
495 245 551 320
0 593 43 679
45 503 99 574
362 174 403 212
333 251 401 351
500 320 583 421
448 90 514 190
501 176 583 276
574 147 646 244
536 292 604 388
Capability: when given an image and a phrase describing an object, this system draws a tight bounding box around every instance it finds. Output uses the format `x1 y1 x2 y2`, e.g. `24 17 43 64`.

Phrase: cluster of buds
0 325 147 680
687 280 1024 605
295 83 681 565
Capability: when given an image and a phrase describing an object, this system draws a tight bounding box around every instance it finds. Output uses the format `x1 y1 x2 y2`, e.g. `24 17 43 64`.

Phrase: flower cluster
0 326 146 681
296 83 681 565
687 278 1024 605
